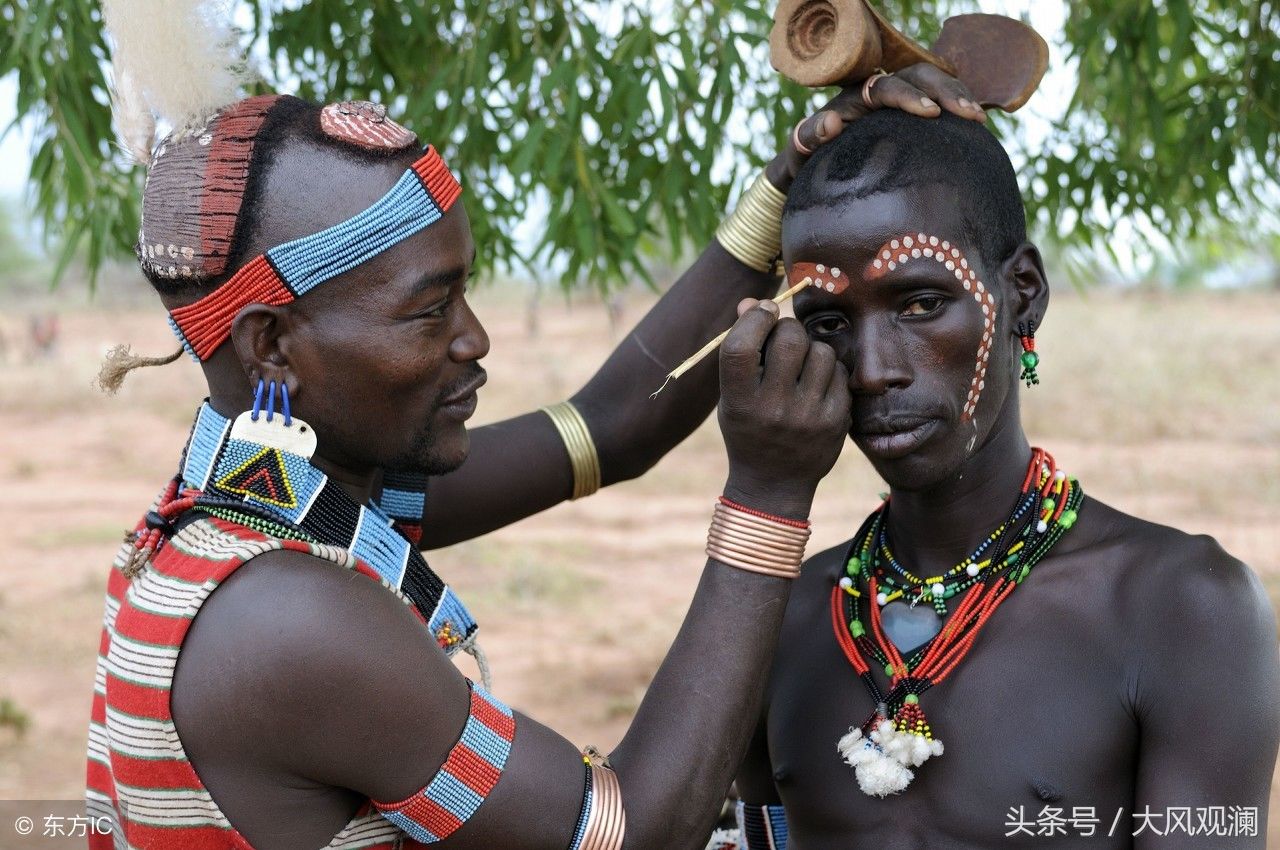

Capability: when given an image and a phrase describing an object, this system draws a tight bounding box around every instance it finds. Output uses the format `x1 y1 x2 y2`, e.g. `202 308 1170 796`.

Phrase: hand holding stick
650 276 812 398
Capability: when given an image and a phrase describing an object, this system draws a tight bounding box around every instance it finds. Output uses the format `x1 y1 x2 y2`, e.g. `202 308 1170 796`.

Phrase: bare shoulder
172 546 468 795
1075 497 1275 650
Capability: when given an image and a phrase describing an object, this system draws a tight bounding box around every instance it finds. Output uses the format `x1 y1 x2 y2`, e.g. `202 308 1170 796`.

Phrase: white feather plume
101 0 250 134
109 67 155 165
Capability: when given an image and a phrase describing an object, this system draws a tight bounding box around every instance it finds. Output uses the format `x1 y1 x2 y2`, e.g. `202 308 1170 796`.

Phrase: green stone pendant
1020 350 1040 387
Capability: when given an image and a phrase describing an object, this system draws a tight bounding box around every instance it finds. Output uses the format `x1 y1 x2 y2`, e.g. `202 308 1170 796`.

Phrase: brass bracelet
706 501 809 578
708 523 808 556
541 401 602 500
715 172 787 273
712 506 812 538
706 536 804 571
580 753 626 850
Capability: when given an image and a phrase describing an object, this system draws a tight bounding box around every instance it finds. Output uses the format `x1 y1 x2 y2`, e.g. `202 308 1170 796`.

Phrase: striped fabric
86 509 439 849
372 683 516 842
736 801 789 850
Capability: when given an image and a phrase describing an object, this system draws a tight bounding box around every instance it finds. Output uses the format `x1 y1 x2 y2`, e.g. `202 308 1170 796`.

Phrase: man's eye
419 299 450 320
903 296 945 317
804 315 848 337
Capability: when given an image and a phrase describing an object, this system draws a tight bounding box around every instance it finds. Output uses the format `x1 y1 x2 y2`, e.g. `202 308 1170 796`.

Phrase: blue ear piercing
252 378 265 421
251 378 293 424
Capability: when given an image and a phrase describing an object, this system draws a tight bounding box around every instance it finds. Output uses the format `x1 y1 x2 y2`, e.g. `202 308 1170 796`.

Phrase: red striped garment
86 511 433 849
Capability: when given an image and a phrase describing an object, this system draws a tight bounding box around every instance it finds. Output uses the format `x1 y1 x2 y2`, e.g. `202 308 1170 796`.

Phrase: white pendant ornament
229 410 317 459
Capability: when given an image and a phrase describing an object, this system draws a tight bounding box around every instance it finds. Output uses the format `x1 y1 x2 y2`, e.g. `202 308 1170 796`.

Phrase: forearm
608 556 792 850
575 192 784 485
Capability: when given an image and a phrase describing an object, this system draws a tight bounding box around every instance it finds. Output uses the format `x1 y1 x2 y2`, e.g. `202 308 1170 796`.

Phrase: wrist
723 475 815 522
763 156 793 195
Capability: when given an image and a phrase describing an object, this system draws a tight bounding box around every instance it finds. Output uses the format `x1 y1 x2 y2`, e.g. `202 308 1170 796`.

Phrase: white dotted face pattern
789 261 848 294
863 232 996 423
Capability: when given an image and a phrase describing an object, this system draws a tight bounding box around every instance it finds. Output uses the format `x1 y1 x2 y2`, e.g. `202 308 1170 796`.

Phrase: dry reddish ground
1 285 1277 841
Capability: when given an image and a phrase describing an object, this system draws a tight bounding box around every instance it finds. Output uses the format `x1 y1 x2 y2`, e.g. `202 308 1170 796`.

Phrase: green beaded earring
1017 320 1040 387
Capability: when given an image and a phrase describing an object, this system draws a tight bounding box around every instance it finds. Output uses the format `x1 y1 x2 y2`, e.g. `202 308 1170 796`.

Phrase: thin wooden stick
650 277 812 398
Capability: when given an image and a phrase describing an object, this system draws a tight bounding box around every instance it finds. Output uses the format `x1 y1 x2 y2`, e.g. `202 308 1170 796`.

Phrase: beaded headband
167 145 463 360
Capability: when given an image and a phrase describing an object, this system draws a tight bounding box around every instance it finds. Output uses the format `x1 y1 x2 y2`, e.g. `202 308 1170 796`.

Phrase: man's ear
1002 241 1050 333
229 303 298 396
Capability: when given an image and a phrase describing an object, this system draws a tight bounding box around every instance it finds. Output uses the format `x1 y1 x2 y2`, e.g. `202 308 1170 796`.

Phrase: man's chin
848 427 959 493
393 429 470 477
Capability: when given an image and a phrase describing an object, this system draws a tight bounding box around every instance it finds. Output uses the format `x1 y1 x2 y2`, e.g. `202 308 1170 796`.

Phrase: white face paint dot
961 258 969 269
979 380 986 390
883 250 892 260
963 281 971 291
903 236 914 248
873 259 883 269
982 304 990 315
917 233 927 244
911 248 921 258
817 263 826 272
899 254 908 263
955 269 964 280
929 236 939 246
832 267 841 277
826 282 835 292
891 239 900 249
945 260 955 271
923 248 933 258
951 248 960 258
887 261 896 271
942 241 950 250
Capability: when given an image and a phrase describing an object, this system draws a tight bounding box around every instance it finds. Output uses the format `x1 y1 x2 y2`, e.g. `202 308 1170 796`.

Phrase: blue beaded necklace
177 401 479 658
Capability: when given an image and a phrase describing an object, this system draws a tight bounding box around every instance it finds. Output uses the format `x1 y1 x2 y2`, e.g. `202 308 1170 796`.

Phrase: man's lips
440 371 487 407
851 417 938 460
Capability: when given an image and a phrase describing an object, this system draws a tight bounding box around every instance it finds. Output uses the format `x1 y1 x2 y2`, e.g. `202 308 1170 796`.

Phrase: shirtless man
732 107 1280 849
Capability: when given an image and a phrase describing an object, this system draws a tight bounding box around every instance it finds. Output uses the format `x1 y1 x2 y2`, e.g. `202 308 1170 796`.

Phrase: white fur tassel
101 0 249 133
837 720 945 797
110 67 155 165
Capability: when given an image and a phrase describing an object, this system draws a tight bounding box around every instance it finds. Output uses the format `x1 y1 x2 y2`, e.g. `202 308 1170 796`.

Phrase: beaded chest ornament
832 448 1083 796
127 392 483 675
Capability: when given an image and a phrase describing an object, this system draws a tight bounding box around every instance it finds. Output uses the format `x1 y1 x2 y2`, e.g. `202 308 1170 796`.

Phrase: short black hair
784 110 1026 271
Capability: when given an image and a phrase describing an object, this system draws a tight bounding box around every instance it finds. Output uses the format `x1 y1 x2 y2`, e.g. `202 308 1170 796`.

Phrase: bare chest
765 572 1139 849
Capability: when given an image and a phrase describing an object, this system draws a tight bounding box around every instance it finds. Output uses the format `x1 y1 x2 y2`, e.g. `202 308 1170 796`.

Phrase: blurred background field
0 274 1277 839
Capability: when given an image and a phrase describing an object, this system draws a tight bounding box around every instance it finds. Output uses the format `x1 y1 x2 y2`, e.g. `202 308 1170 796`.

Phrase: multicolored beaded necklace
831 448 1083 797
125 402 482 668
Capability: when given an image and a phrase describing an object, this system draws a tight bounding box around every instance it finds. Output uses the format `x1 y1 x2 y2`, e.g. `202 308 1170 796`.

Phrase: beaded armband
736 801 789 850
168 145 462 360
372 681 515 843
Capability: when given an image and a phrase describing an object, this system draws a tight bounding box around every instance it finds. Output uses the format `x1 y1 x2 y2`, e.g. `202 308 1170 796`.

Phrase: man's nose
450 299 490 362
846 322 912 396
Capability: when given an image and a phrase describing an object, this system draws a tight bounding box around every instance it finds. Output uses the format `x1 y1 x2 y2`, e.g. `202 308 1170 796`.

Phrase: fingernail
921 97 938 110
958 98 974 110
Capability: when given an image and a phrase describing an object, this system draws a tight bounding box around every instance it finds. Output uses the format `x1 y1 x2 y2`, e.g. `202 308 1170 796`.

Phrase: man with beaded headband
87 2 990 848
725 103 1280 847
